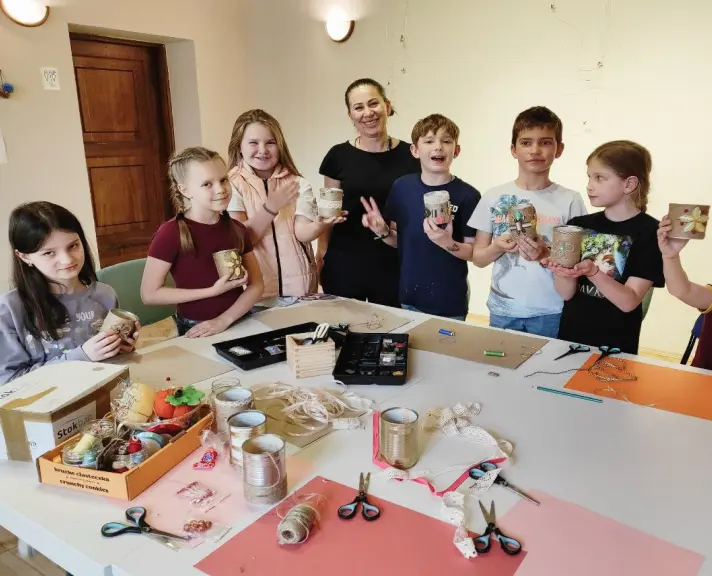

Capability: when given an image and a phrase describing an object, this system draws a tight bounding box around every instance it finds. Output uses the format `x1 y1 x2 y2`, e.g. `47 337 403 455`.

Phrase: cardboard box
0 362 129 462
36 406 212 500
286 332 335 379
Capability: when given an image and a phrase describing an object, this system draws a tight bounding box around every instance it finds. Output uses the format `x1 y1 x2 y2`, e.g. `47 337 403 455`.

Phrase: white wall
0 0 250 286
241 0 712 355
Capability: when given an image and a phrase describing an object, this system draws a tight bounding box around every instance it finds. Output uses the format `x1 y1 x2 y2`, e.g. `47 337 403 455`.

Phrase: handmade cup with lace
550 225 583 268
317 188 344 218
668 203 709 240
213 249 246 281
100 309 139 342
424 190 457 228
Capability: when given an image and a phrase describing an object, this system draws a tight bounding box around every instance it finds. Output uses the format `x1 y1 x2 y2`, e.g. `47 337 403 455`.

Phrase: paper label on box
24 401 96 460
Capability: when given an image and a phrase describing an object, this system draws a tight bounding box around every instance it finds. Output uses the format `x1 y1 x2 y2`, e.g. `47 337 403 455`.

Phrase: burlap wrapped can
550 225 583 268
100 309 139 342
317 188 344 218
213 249 246 281
668 203 709 240
508 203 538 240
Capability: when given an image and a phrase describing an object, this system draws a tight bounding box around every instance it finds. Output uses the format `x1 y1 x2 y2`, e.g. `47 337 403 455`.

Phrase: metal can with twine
211 379 254 434
550 225 584 268
242 434 288 505
379 407 420 469
228 410 267 468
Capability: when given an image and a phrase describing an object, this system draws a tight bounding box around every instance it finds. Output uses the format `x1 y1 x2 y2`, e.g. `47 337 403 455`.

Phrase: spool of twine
551 225 583 268
211 380 254 434
379 407 419 470
242 434 287 505
277 503 319 545
228 410 267 468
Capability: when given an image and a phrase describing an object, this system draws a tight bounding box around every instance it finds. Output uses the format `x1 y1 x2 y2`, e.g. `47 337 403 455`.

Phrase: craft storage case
333 333 409 385
36 406 212 501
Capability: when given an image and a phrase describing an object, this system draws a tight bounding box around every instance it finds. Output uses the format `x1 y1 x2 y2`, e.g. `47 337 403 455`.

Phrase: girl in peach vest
227 110 317 303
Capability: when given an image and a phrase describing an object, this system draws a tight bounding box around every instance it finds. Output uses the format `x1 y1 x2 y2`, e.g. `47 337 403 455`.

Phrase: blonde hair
587 140 652 213
168 146 244 253
227 109 302 177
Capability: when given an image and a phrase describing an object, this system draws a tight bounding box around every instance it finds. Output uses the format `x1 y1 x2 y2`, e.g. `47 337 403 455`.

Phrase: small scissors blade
500 482 540 506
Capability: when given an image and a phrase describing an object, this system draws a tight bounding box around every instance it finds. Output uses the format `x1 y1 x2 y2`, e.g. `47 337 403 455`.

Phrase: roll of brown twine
379 407 420 469
242 434 287 505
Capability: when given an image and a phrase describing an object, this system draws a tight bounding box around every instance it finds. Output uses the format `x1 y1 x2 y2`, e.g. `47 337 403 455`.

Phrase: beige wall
241 0 712 355
0 0 249 286
1 0 709 355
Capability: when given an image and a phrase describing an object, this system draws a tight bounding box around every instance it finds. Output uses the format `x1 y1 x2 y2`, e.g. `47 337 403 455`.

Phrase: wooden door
70 36 174 266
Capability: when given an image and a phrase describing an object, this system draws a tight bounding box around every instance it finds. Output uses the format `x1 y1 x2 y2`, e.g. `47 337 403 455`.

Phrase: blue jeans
402 304 466 322
489 313 561 338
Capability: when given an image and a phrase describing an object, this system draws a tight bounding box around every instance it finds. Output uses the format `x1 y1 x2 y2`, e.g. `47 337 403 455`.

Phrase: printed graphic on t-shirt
31 309 108 358
579 231 633 299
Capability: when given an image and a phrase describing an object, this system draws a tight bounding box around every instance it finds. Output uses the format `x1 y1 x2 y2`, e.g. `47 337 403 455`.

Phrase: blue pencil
535 386 603 403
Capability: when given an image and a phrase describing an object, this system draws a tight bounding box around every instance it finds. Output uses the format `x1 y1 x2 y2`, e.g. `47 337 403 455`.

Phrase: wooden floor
0 527 64 576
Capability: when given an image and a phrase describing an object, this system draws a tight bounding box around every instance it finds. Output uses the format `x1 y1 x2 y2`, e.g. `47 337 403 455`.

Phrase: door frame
69 32 176 221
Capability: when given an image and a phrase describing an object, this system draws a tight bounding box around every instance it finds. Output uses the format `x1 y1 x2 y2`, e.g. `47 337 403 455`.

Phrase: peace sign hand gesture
360 197 390 237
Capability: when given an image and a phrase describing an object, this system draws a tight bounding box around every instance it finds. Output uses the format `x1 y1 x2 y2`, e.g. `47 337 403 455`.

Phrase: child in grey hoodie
0 202 138 384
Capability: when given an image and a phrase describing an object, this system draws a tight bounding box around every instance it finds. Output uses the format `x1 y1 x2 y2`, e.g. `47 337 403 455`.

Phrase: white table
1 303 710 576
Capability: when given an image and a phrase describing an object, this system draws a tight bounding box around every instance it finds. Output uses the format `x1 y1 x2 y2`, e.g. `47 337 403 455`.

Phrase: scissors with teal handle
101 506 190 541
473 501 522 556
468 462 540 506
554 343 591 361
599 345 621 358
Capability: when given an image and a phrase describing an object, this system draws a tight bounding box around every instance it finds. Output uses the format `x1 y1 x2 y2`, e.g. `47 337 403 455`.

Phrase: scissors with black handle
101 506 190 542
598 345 621 359
337 472 381 521
554 343 591 361
473 501 522 555
469 462 540 506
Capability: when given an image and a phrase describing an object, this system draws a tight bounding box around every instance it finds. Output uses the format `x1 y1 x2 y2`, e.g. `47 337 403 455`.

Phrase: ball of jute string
275 494 326 545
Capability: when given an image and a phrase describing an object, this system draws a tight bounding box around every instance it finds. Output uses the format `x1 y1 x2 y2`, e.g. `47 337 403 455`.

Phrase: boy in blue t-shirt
360 114 481 319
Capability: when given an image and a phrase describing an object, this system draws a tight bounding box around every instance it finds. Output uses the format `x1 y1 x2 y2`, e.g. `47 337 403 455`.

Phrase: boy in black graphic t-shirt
544 141 664 354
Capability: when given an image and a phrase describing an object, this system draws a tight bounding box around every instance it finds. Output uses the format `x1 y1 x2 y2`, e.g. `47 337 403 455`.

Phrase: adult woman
296 78 420 306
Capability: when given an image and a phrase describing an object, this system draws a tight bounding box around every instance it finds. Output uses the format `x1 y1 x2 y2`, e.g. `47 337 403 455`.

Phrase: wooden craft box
36 407 212 501
286 333 336 379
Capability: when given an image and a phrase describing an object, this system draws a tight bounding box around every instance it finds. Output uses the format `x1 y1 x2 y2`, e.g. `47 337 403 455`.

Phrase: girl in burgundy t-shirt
142 147 264 338
658 214 712 370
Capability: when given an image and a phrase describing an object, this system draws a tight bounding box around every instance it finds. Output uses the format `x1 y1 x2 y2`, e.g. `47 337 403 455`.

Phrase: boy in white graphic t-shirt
469 106 587 338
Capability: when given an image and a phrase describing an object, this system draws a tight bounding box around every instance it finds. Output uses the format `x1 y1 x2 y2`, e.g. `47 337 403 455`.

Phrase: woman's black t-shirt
318 140 421 306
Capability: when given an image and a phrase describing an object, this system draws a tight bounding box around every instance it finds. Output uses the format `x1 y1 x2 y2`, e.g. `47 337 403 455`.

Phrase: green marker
484 350 505 358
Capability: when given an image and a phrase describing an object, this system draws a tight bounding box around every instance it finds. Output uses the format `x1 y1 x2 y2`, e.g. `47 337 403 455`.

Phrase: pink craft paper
371 411 506 496
111 448 314 536
499 491 704 576
195 475 527 576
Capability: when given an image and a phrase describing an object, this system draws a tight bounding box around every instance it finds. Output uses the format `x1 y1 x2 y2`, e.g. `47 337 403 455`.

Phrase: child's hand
82 331 123 361
517 236 547 261
544 260 581 278
657 215 688 259
360 197 389 236
119 321 141 354
212 272 248 296
423 218 453 248
493 233 518 253
572 259 599 278
185 316 231 338
318 211 349 226
265 180 300 213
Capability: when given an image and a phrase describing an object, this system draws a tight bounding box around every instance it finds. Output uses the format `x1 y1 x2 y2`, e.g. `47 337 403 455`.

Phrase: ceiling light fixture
326 17 354 43
1 0 50 27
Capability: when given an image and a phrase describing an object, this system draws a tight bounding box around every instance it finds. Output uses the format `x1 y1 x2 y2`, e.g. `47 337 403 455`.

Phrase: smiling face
180 158 232 216
240 122 280 178
586 158 638 209
16 229 85 287
347 84 391 139
411 128 460 175
511 126 563 175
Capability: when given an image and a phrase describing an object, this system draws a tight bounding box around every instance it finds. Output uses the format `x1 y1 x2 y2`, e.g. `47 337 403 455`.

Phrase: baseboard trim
466 313 683 364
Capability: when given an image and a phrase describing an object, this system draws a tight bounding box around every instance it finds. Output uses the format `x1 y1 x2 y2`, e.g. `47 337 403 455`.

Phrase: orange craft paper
565 354 712 420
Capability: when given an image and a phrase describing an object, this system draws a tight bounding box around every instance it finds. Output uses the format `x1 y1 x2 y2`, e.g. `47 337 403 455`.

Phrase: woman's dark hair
344 78 395 116
9 201 97 340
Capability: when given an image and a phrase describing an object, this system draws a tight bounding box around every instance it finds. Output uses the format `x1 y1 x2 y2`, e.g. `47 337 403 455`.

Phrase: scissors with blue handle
599 345 621 358
469 462 540 506
101 507 190 541
473 501 522 555
337 473 381 521
554 343 591 361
